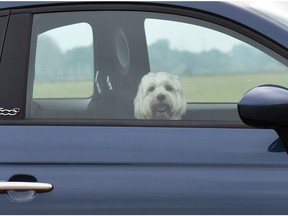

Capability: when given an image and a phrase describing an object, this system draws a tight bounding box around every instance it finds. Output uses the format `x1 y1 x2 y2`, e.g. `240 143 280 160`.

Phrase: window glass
27 11 288 121
145 19 288 102
34 23 94 99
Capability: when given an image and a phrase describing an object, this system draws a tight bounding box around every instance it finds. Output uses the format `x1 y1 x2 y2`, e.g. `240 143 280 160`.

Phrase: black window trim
11 2 287 60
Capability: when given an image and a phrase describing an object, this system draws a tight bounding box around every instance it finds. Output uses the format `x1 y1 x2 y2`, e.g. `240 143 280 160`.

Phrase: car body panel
2 164 288 214
0 126 283 164
1 126 287 214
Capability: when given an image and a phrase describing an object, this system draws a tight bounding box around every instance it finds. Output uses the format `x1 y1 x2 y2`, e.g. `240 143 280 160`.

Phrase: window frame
0 2 286 126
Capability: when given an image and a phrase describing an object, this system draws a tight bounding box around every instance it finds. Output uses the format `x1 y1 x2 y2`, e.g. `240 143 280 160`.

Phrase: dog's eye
165 85 173 91
148 86 155 92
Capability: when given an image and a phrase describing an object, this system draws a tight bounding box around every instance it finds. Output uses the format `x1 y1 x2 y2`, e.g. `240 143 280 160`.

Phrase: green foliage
34 37 288 102
148 39 287 75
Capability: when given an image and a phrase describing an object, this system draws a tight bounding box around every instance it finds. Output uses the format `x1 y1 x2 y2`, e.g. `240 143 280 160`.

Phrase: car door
1 2 288 214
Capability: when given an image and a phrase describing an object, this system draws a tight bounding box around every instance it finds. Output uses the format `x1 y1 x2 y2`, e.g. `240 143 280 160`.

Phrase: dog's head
134 72 187 120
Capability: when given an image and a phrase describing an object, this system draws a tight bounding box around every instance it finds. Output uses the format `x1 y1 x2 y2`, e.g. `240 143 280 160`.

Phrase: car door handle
0 181 53 192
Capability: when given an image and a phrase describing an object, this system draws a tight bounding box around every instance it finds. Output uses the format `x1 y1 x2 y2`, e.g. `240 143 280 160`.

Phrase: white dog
134 72 187 120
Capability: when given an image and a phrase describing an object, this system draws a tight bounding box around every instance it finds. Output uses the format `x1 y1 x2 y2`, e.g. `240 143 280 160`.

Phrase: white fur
134 72 187 120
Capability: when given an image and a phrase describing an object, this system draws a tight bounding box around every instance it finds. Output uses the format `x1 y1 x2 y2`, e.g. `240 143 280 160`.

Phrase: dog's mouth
153 103 170 113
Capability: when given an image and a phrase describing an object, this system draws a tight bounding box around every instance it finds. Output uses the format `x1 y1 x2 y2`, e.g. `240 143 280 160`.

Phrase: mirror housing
238 85 288 150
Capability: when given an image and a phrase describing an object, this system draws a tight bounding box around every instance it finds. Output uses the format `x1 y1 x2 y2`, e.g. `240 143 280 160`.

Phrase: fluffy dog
134 72 187 120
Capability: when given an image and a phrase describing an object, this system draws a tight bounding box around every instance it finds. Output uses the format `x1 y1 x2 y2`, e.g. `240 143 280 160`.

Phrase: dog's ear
177 88 187 118
134 75 156 119
173 76 187 118
134 94 142 119
134 79 145 119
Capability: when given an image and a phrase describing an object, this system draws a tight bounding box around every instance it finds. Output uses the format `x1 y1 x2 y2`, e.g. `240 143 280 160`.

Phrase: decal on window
0 107 21 116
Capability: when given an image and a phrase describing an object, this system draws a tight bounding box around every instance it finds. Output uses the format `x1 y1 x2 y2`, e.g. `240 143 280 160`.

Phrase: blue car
0 1 288 214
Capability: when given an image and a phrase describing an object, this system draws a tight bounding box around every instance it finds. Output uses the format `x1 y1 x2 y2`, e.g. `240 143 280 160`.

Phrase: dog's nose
157 94 165 102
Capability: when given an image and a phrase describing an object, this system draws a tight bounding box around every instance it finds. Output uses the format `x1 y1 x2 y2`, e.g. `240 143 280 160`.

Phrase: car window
26 11 288 121
33 22 94 99
145 19 288 103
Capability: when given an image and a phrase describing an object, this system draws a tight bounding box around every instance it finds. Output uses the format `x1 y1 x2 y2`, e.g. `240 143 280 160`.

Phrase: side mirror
238 85 288 150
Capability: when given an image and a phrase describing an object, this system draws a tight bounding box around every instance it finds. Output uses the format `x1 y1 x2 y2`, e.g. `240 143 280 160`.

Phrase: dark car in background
0 1 288 214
